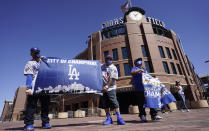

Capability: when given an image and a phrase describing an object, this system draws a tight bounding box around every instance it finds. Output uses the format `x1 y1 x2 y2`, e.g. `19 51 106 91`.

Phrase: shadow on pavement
52 122 102 127
125 120 161 124
4 122 102 130
5 127 24 130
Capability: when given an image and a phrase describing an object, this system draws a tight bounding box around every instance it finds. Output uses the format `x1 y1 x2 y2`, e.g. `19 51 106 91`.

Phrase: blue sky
0 0 209 114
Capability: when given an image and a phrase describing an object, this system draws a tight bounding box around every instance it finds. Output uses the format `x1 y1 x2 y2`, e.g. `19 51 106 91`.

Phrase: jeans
178 93 188 110
24 95 50 125
135 92 158 117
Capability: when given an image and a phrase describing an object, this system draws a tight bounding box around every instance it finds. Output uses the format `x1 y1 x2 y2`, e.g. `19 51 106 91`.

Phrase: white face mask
137 61 142 65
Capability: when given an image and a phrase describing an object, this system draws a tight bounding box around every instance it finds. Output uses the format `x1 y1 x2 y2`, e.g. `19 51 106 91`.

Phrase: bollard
58 112 68 119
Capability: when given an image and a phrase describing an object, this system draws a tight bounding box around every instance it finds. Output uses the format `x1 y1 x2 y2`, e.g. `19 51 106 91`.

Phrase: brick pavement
1 108 209 131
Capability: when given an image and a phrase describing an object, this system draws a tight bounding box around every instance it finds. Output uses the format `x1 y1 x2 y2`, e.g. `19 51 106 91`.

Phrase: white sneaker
162 111 168 114
187 109 190 112
180 109 184 112
151 115 163 121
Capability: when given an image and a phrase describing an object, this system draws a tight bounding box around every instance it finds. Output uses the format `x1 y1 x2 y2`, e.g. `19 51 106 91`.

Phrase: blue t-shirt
131 66 145 92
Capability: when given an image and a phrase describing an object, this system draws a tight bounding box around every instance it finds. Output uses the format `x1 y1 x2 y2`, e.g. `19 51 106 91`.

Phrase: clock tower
124 7 146 22
124 7 148 66
124 7 158 73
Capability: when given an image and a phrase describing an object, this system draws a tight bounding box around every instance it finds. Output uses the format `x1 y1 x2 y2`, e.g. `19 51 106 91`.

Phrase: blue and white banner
143 73 176 109
161 85 176 106
33 58 103 94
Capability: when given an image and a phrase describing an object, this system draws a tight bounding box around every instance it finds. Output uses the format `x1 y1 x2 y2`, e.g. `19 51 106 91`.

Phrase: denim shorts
103 89 119 109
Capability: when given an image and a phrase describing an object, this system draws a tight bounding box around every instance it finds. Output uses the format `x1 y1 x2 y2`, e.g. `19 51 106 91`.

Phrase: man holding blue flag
23 48 51 131
101 55 125 125
131 58 162 122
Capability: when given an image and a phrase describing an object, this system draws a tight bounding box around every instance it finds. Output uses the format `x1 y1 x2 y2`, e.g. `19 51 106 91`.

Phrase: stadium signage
101 17 124 29
146 17 165 28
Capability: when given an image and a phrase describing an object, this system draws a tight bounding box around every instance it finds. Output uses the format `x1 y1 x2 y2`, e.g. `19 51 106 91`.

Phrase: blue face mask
34 53 41 58
137 61 142 66
105 60 112 66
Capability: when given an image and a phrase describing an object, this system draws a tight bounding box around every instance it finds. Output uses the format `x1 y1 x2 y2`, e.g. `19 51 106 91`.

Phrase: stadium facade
2 7 206 121
74 7 204 113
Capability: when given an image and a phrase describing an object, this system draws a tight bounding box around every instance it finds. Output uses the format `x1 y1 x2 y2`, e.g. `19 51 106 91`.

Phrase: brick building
74 7 203 113
1 100 13 121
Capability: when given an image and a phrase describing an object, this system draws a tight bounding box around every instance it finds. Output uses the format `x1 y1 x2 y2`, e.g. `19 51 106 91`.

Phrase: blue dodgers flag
142 73 176 109
33 58 103 94
161 85 176 106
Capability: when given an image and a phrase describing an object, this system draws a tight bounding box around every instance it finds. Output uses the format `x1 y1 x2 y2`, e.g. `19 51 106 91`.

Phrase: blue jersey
131 66 145 92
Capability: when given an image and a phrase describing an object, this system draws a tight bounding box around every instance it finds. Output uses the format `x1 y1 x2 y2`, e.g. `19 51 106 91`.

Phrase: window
110 28 117 37
158 46 165 58
166 47 172 59
144 61 152 73
123 63 131 76
141 45 148 57
170 62 177 74
93 45 96 60
185 65 191 76
153 27 158 34
176 64 183 75
112 48 118 61
104 51 109 59
151 25 172 39
121 47 128 59
158 29 164 36
115 64 121 77
162 61 170 74
172 49 177 60
117 24 126 35
102 23 126 40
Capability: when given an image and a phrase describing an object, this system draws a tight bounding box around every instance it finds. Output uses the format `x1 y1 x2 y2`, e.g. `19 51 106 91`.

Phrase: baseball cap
30 47 40 53
105 55 113 60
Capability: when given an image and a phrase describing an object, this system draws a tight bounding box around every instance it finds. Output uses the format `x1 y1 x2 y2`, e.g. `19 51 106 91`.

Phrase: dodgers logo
68 64 80 80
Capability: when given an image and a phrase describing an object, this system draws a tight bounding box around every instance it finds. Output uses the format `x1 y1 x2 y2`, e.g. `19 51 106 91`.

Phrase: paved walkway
1 108 209 131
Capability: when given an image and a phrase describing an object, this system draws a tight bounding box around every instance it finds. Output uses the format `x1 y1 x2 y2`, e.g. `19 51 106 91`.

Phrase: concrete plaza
1 108 209 131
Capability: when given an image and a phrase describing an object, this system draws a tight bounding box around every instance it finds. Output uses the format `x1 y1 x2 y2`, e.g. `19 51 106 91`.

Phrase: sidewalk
1 108 209 131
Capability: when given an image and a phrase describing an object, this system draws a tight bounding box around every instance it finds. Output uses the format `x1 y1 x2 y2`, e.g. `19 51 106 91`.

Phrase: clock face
128 11 143 21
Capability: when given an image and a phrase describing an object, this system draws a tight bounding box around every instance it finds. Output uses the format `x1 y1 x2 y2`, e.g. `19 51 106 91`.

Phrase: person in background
131 58 163 122
101 55 125 125
161 104 170 114
175 81 190 112
24 48 51 131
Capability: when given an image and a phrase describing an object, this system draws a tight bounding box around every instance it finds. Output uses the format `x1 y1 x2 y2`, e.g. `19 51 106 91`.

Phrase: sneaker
140 115 147 123
24 125 34 131
186 109 190 112
180 109 184 112
103 117 113 125
151 115 163 121
42 123 51 129
161 111 168 114
117 117 126 125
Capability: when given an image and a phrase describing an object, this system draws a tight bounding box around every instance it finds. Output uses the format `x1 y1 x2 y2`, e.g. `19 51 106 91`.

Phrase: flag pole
129 0 132 7
205 60 209 63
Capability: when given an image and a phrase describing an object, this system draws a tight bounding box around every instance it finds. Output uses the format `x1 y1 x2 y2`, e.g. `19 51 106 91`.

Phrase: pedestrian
24 48 51 130
161 104 170 114
175 81 190 112
101 55 125 125
131 58 163 122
